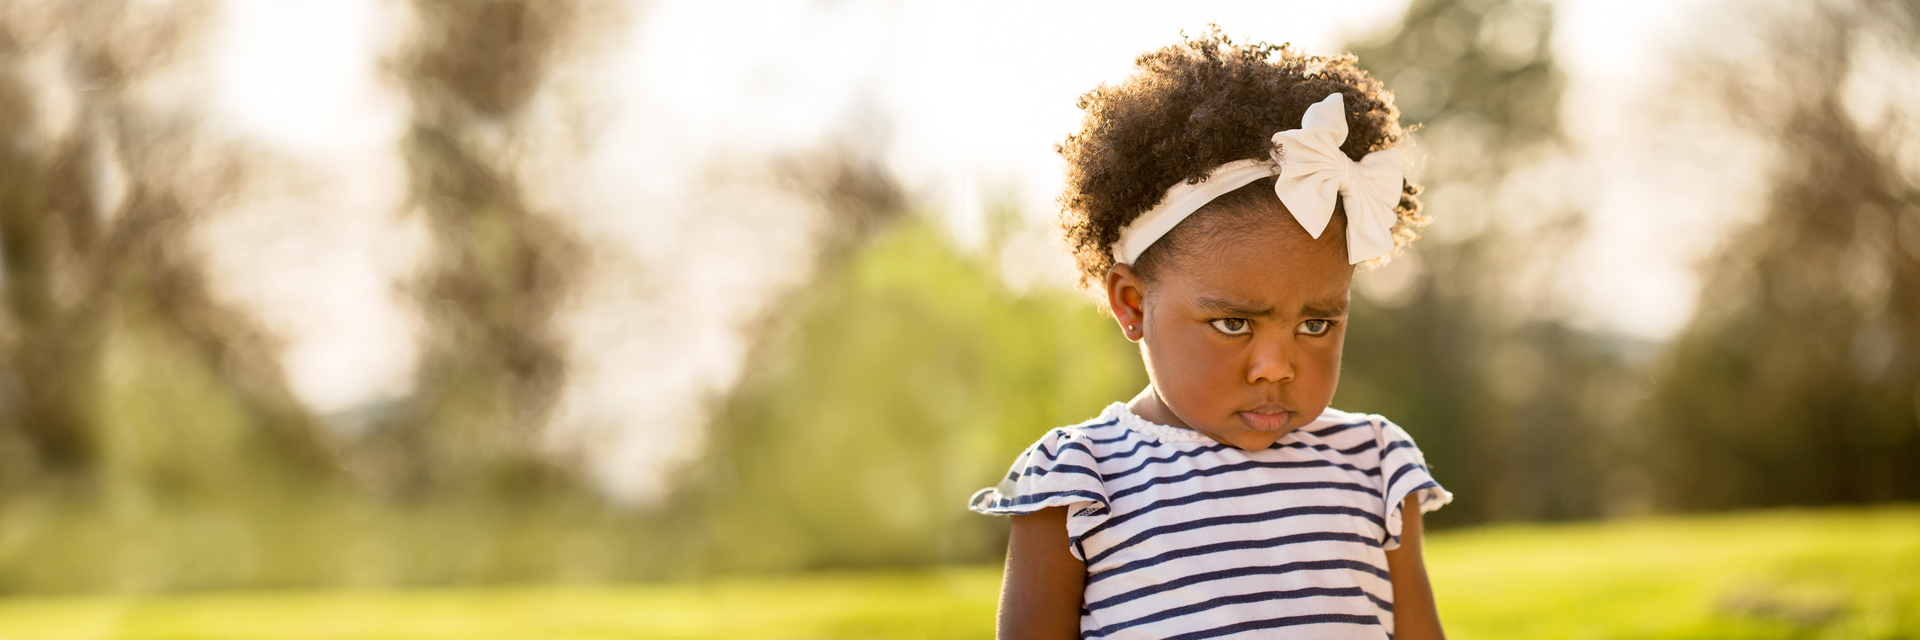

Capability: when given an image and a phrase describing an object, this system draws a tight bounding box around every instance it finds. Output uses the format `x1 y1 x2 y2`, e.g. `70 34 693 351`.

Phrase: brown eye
1299 319 1332 336
1210 318 1251 335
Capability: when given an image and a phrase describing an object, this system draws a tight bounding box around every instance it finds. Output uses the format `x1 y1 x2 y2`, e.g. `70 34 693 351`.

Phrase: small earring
1127 324 1137 332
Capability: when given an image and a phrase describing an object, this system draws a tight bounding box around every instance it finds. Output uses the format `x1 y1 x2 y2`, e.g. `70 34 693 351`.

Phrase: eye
1298 319 1334 336
1209 318 1252 335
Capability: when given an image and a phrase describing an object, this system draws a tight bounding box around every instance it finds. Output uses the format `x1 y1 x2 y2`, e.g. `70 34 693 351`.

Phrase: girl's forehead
1144 197 1352 304
1212 220 1350 275
1159 243 1353 312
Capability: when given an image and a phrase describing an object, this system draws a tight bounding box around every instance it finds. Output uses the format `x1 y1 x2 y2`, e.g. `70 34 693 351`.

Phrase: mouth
1236 406 1292 432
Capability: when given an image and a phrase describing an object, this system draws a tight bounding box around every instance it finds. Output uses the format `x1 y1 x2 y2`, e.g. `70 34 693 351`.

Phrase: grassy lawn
0 506 1913 639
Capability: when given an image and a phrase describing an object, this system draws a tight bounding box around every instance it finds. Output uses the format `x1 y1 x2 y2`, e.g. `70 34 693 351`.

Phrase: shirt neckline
1104 401 1361 446
1106 402 1218 443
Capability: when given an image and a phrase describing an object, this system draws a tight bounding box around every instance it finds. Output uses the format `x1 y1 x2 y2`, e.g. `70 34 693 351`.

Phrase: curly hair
1057 29 1427 299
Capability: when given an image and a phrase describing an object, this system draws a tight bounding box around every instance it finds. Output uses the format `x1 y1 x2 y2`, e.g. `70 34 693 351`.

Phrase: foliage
693 218 1145 572
348 0 600 499
1637 0 1920 510
0 0 334 492
0 0 691 594
2 506 1913 639
0 484 691 593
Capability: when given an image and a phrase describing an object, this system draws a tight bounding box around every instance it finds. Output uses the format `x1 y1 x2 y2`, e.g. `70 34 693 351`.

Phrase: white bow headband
1110 93 1405 266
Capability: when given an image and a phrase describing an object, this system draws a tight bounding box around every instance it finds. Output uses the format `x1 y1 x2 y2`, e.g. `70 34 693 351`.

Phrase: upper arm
997 506 1086 640
1385 495 1446 640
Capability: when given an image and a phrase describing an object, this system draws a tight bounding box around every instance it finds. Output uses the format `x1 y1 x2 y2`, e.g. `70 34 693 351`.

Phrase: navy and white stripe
969 402 1450 640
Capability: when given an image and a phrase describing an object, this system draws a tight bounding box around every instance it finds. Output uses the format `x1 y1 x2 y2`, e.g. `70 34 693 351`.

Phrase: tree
0 0 333 494
1639 0 1920 510
355 0 613 498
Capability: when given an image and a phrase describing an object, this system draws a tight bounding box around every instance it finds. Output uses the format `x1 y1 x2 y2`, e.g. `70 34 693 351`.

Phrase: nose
1246 333 1295 384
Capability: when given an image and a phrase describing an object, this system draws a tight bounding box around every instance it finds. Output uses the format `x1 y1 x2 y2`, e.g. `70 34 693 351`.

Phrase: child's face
1108 205 1353 451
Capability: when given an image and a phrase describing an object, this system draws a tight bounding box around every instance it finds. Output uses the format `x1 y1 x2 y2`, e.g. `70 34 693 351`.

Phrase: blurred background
0 0 1916 637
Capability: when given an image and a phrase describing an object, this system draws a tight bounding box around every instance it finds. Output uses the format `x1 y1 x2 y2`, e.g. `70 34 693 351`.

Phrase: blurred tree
1342 0 1644 525
696 215 1144 572
0 1 335 493
0 0 382 593
0 0 700 593
1640 0 1920 509
357 0 616 499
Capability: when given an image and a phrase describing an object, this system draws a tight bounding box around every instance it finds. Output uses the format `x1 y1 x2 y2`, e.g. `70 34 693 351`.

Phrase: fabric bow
1109 93 1405 266
1269 93 1404 265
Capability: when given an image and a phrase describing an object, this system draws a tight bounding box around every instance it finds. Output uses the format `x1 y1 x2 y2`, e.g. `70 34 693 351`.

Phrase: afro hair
1056 28 1427 297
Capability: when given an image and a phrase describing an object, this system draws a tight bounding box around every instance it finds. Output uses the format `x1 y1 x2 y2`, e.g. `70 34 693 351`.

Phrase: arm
1386 494 1446 640
997 506 1086 640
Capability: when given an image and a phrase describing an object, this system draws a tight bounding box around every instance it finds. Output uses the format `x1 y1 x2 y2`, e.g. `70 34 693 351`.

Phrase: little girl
969 32 1451 639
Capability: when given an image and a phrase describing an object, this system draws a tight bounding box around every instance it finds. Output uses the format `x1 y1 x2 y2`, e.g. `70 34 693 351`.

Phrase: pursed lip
1236 404 1293 432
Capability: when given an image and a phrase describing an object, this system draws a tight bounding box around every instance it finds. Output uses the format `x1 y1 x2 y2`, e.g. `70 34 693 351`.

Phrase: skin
997 200 1445 639
1111 202 1352 452
998 506 1085 639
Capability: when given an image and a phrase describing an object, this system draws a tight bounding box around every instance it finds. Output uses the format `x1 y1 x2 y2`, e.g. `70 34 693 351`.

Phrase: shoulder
989 405 1138 481
1035 403 1139 453
1294 407 1430 465
1305 406 1380 436
1310 407 1420 441
971 406 1131 518
1290 406 1386 448
1357 411 1424 458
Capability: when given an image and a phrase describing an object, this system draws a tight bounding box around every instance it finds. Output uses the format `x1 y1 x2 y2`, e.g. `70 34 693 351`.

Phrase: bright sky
208 0 1718 501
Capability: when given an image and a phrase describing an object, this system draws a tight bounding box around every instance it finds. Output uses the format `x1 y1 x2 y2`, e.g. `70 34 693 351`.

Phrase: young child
969 32 1451 639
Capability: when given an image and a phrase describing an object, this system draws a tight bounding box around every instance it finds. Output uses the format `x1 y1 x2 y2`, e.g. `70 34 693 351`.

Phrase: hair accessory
1109 93 1404 266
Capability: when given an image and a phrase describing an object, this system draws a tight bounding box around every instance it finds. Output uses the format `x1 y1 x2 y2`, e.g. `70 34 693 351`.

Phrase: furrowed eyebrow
1302 298 1350 318
1192 296 1273 317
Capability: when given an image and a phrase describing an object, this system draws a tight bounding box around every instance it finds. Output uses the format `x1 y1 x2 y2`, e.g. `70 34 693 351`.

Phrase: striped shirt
969 402 1450 639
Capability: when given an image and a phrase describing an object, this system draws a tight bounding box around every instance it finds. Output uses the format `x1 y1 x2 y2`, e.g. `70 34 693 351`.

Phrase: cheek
1300 331 1347 396
1142 323 1239 389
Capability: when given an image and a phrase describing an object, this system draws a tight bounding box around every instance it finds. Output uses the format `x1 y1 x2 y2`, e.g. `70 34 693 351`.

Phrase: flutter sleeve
1375 415 1453 551
968 428 1110 560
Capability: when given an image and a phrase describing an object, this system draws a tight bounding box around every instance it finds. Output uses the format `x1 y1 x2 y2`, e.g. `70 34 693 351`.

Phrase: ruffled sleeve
968 427 1110 560
1374 415 1452 551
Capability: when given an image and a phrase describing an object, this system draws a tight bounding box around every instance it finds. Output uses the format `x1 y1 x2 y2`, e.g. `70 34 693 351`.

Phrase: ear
1105 263 1147 342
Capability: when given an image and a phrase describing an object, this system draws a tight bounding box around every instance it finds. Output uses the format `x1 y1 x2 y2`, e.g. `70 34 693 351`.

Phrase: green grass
0 506 1913 639
1426 506 1920 639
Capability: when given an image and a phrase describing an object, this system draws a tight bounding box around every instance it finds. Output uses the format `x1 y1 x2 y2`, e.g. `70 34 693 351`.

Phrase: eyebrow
1191 295 1349 318
1302 297 1350 318
1192 296 1273 317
